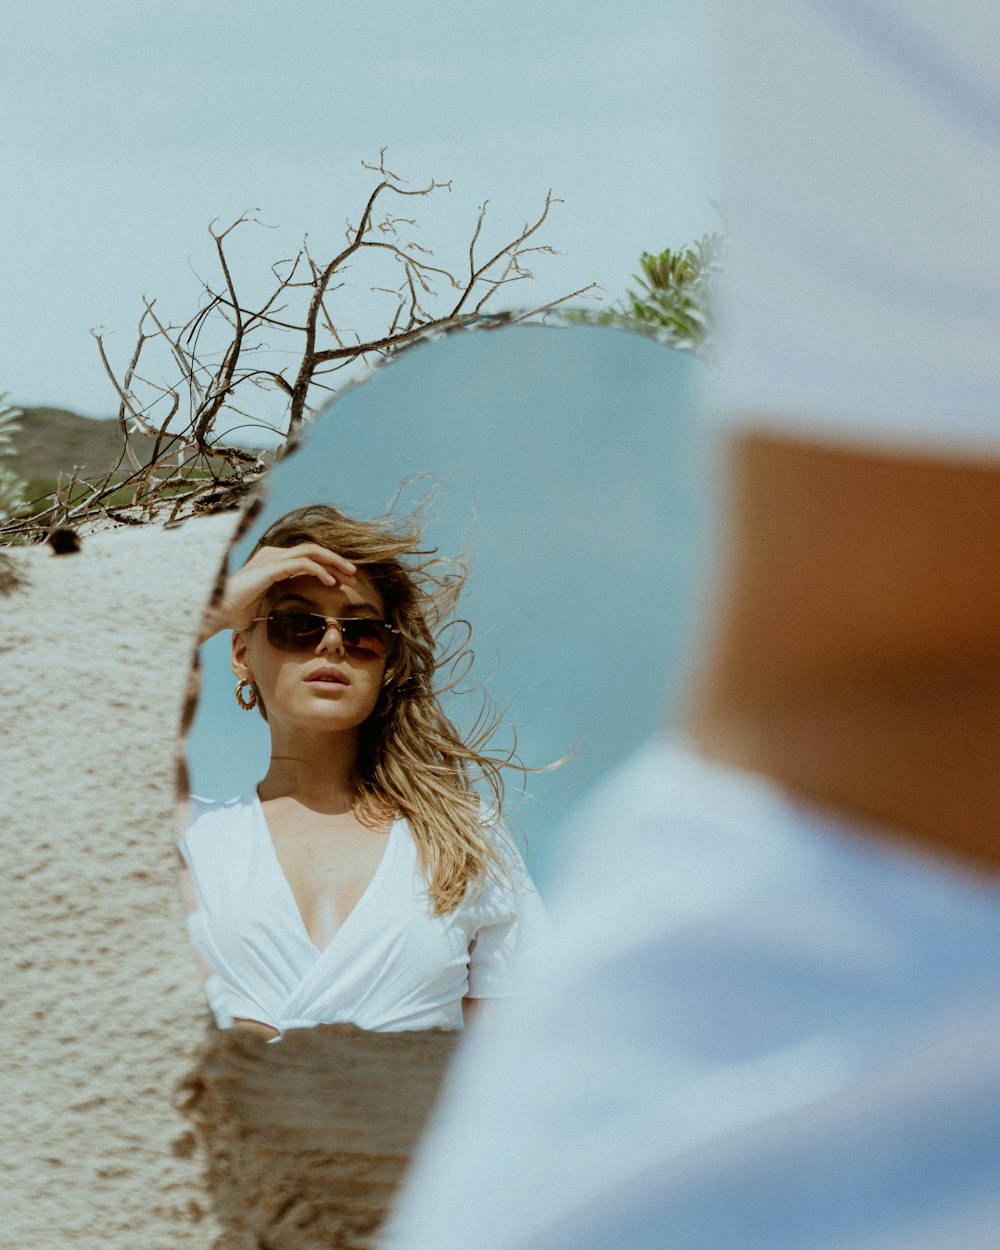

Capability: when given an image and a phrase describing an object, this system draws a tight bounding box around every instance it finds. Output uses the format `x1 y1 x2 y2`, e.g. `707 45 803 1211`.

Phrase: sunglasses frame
250 610 399 658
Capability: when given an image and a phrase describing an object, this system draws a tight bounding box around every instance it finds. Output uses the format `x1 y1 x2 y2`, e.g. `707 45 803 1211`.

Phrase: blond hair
247 503 523 915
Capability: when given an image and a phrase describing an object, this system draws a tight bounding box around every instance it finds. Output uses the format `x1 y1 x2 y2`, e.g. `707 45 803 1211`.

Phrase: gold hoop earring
235 679 258 711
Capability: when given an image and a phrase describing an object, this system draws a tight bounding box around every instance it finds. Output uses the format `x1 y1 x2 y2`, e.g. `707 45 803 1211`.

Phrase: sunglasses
251 610 398 659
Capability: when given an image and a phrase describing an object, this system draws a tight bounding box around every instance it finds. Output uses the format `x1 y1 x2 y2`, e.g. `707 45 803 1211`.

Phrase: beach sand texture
1 512 455 1248
181 1023 458 1250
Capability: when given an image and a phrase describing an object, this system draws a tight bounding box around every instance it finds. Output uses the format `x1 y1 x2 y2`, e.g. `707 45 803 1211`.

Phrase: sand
1 511 454 1248
180 1023 457 1249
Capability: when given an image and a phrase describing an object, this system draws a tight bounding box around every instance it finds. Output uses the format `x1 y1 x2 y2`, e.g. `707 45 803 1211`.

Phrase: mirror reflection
182 324 705 1040
180 499 546 1040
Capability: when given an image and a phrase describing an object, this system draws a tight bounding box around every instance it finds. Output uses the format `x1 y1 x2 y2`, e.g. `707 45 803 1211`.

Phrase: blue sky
2 0 710 415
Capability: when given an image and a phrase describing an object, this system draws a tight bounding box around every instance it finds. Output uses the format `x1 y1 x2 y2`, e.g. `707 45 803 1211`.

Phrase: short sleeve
177 797 281 1032
181 905 260 1031
176 814 231 1025
466 834 547 1000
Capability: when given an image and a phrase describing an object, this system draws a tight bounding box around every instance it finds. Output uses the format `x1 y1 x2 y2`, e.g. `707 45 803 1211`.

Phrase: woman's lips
306 667 348 686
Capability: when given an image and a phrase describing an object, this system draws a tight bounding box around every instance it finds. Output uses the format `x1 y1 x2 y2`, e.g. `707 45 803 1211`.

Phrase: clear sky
2 0 710 416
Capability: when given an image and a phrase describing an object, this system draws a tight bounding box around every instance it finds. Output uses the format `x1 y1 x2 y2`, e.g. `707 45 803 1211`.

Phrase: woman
178 503 545 1041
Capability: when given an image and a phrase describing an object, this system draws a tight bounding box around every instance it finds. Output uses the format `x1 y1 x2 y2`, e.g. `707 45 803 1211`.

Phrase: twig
4 158 587 540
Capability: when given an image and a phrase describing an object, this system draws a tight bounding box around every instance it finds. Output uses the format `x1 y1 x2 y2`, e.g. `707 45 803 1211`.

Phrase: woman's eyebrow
268 593 385 617
269 591 317 609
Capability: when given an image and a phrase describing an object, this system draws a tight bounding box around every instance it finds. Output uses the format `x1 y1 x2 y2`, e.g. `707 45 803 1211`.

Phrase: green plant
565 233 723 357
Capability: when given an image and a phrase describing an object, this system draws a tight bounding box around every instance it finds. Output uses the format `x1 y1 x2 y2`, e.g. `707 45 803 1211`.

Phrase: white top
710 0 1000 456
382 739 1000 1249
178 791 545 1035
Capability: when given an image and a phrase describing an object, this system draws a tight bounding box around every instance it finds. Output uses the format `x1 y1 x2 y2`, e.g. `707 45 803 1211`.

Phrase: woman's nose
316 622 345 654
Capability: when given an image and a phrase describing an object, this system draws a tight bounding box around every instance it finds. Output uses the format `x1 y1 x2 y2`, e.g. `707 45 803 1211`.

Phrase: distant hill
6 406 259 518
9 407 159 480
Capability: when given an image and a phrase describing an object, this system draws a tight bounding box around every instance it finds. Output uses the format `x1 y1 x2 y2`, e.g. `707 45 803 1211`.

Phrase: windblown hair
246 503 522 915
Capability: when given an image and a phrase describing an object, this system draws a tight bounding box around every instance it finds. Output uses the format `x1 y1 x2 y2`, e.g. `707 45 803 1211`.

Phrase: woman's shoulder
187 790 258 823
464 811 548 960
179 791 260 857
478 807 531 876
472 810 543 917
393 809 536 908
187 790 255 815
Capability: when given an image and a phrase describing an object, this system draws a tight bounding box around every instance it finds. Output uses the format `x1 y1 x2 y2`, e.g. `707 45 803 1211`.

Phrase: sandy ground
1 511 460 1249
181 1023 458 1250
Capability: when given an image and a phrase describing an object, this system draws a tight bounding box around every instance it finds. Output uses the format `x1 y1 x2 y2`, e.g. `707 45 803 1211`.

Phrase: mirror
187 323 708 890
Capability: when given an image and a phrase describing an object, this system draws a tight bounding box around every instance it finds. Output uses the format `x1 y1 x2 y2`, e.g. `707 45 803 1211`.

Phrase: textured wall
2 515 238 1248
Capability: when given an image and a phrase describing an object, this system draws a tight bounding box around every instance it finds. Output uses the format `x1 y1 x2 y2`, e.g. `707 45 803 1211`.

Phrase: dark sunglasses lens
266 612 325 651
265 612 393 657
341 620 392 657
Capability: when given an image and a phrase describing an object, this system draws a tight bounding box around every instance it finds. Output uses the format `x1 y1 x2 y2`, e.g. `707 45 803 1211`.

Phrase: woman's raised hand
199 544 357 642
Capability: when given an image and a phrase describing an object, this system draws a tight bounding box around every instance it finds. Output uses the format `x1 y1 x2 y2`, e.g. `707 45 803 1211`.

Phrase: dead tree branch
1 155 592 541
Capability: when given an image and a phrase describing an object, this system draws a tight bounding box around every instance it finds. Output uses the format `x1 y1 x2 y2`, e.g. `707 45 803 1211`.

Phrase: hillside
5 405 257 522
9 406 158 481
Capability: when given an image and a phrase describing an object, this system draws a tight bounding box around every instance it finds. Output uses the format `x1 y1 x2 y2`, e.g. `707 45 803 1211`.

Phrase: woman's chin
271 703 373 737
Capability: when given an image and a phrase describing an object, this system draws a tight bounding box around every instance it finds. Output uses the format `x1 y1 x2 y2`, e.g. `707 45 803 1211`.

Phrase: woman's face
231 570 391 738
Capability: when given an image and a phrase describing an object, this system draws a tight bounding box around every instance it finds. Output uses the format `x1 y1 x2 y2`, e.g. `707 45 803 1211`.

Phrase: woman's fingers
229 553 348 621
243 543 357 583
272 543 357 579
202 544 361 639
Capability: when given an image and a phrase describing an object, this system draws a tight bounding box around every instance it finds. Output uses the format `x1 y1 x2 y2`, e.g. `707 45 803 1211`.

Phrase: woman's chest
265 813 394 952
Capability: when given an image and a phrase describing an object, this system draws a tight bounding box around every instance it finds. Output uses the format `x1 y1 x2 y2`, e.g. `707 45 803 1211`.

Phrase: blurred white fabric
711 0 1000 455
381 741 1000 1249
381 4 1000 1247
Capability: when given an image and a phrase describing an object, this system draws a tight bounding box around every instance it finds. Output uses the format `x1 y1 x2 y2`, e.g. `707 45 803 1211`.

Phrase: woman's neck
257 723 361 813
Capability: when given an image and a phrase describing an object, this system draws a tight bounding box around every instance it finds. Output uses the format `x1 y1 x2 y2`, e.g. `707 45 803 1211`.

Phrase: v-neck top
178 791 546 1036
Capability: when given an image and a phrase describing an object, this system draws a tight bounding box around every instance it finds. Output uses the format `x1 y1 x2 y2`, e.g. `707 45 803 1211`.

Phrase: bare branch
449 189 557 319
361 147 402 182
5 166 587 539
361 240 461 289
91 326 148 472
510 282 601 321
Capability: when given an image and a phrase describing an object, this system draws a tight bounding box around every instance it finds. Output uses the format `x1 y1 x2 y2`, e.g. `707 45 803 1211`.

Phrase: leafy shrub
565 233 723 357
